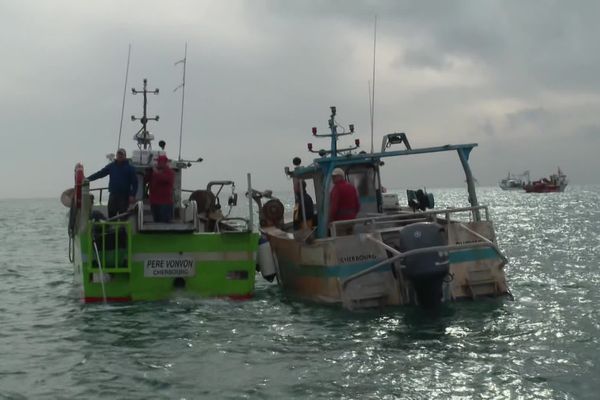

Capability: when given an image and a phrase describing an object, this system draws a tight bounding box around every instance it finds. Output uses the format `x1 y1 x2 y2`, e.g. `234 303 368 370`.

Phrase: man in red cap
329 167 360 224
148 154 175 222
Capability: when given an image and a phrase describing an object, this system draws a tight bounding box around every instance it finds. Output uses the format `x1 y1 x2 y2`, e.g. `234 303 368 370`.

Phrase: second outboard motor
397 222 449 307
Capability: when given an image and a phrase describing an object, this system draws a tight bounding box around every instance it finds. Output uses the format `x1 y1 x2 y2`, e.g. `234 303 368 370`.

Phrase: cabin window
346 166 380 214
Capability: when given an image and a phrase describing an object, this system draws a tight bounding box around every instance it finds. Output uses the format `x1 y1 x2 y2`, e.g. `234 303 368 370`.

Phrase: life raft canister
74 163 85 208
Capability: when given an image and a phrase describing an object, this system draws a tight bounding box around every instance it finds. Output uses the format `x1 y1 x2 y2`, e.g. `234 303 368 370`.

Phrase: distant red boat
524 168 568 193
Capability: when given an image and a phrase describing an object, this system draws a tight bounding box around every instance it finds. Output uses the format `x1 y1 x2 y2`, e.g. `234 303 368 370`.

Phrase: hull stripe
449 248 498 263
280 260 390 278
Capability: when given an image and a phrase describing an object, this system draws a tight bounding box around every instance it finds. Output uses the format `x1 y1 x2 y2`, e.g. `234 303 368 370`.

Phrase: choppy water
1 186 599 399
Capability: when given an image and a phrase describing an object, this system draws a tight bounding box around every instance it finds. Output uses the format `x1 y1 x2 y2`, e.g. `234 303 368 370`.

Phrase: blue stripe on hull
279 248 498 280
449 247 498 263
279 260 390 278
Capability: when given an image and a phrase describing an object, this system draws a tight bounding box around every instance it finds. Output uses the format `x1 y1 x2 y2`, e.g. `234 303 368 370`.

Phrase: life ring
74 163 84 208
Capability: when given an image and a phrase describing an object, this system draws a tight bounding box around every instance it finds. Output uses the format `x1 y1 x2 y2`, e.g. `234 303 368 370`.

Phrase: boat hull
524 183 567 193
73 224 259 303
264 220 509 309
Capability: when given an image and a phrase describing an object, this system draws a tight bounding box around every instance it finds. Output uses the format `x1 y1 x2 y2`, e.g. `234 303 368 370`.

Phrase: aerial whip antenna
117 44 132 149
174 43 188 161
370 16 377 154
131 79 160 150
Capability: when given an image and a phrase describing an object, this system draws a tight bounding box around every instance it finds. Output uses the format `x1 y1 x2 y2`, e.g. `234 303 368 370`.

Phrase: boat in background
62 78 258 303
254 106 510 310
499 171 529 190
523 168 568 193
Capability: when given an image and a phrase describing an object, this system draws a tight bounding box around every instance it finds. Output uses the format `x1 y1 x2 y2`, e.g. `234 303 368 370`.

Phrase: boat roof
291 143 478 178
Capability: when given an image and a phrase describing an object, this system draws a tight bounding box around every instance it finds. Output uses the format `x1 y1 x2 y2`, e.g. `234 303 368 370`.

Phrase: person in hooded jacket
87 148 138 219
147 154 175 222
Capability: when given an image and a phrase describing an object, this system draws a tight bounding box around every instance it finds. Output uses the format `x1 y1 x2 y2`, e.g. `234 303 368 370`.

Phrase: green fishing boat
63 78 258 303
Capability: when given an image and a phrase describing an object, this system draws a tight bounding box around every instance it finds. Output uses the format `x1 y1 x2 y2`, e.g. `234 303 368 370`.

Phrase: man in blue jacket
87 148 138 218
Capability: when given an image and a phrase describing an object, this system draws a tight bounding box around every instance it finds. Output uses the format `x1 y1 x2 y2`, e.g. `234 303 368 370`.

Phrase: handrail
340 236 505 293
330 205 490 237
189 200 198 230
89 187 108 204
136 200 144 229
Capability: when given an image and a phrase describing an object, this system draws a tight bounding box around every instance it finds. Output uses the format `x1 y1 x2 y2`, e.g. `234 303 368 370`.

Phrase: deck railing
330 205 490 237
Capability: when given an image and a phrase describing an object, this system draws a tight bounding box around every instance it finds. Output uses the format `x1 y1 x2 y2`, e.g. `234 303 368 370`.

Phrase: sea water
0 186 599 399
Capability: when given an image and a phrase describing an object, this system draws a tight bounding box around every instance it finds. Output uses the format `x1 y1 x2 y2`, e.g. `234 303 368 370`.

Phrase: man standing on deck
293 179 315 230
86 148 138 219
329 168 360 224
147 154 175 223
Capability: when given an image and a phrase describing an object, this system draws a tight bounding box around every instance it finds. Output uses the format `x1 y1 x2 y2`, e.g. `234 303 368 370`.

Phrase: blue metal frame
291 108 480 238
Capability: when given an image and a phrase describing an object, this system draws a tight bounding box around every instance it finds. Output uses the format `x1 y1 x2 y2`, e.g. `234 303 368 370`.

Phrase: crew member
87 148 138 219
329 167 360 223
147 154 175 223
293 180 314 230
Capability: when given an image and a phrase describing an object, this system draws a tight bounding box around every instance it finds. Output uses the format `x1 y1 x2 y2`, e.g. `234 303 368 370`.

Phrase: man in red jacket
148 154 175 222
329 168 360 224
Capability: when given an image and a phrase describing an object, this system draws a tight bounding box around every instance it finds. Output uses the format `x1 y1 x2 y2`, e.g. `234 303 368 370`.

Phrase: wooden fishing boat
255 107 510 310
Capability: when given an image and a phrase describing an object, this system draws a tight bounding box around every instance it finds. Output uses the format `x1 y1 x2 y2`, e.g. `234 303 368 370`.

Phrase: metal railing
340 218 507 293
136 200 199 231
330 205 490 237
340 231 507 294
89 187 109 204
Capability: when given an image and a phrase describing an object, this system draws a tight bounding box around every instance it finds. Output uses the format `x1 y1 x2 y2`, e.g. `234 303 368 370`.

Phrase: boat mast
117 44 132 150
370 15 377 154
329 106 339 156
131 78 159 150
175 43 187 161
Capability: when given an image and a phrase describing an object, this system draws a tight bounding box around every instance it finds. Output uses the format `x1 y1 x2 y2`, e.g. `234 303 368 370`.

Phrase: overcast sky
1 0 599 199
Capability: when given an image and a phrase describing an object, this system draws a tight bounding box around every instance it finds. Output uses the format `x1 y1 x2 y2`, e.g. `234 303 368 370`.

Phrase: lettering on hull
338 254 378 264
144 257 196 277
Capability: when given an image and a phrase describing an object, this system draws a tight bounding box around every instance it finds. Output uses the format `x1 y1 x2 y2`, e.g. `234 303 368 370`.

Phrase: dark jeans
151 204 173 223
108 193 130 219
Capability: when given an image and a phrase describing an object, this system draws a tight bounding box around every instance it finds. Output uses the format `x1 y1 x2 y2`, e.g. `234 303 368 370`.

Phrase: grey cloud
505 107 552 130
2 0 600 198
575 125 600 140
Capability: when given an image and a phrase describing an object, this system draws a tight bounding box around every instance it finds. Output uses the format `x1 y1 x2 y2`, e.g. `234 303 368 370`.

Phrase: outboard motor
397 222 449 307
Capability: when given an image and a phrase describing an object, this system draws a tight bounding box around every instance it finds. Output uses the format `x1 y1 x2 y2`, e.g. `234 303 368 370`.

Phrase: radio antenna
174 43 188 161
117 44 132 149
370 16 377 154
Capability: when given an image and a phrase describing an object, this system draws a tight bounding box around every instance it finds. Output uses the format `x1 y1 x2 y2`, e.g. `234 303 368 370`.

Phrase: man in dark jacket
87 148 138 218
293 179 314 230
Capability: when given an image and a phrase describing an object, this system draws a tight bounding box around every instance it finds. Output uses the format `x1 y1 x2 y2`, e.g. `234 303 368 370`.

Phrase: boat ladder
465 268 500 299
88 221 132 274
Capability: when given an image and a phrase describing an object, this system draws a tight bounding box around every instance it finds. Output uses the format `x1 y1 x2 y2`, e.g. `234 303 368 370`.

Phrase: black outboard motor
397 222 449 307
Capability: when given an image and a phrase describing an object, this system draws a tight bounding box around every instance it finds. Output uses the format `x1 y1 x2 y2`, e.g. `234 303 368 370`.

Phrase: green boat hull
73 221 259 303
